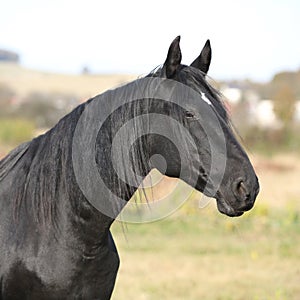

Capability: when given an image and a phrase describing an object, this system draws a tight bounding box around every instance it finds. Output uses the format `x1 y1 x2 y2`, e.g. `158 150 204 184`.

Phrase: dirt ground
251 153 300 209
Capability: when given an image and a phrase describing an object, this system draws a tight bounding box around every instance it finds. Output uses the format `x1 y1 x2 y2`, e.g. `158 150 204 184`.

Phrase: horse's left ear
163 36 182 78
191 39 212 74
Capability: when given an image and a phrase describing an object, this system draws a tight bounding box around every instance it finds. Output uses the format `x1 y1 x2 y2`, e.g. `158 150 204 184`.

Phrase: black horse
0 37 259 299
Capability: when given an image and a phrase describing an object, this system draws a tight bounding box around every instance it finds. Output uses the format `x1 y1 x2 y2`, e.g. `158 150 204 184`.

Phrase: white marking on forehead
200 91 212 106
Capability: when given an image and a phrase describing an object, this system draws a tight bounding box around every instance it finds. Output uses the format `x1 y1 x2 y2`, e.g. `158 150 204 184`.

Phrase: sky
0 0 300 82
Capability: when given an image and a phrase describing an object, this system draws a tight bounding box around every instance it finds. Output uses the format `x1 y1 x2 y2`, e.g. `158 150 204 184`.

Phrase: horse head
148 36 259 217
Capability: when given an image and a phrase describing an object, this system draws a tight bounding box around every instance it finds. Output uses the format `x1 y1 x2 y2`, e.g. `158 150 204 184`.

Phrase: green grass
0 118 34 146
111 200 300 300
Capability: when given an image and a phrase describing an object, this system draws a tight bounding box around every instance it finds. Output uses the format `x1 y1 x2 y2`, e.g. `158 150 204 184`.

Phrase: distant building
253 100 281 129
0 49 20 63
221 86 242 105
249 99 300 128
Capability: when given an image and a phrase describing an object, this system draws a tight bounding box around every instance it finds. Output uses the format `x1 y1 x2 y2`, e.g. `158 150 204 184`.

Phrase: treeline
228 69 300 153
0 82 79 146
0 49 19 63
1 68 300 153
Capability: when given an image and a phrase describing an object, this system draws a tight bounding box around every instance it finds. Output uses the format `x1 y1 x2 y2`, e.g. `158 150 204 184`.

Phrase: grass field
110 154 300 300
1 145 299 299
111 206 300 300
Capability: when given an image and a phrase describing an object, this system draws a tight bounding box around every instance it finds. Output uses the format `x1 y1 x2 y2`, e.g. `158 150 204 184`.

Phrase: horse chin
195 178 245 217
215 195 244 217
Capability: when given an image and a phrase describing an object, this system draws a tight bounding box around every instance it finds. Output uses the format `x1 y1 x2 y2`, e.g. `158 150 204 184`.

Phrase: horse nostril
233 180 250 201
238 181 246 194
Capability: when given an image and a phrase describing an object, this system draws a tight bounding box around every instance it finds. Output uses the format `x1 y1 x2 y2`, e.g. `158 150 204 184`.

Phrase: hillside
0 63 137 99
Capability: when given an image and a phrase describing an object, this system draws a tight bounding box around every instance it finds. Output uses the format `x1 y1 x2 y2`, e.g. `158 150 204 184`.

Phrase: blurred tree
273 84 296 128
16 92 78 128
0 83 15 116
272 71 300 98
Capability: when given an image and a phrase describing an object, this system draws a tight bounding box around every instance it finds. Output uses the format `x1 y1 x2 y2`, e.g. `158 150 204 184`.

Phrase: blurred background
1 0 300 299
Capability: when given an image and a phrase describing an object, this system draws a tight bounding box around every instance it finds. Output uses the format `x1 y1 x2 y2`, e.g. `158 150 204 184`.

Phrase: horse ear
163 36 182 78
191 39 211 74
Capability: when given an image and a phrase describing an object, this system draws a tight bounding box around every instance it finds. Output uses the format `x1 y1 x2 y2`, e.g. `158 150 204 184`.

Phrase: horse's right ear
191 39 212 74
163 36 182 78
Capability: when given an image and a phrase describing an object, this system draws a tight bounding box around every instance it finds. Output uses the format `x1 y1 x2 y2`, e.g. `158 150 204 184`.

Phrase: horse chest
1 243 119 300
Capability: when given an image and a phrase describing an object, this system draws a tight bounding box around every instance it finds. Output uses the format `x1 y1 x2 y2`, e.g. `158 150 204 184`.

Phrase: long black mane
0 103 87 229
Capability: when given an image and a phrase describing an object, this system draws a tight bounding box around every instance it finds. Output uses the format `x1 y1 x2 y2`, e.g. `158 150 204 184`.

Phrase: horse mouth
215 193 245 217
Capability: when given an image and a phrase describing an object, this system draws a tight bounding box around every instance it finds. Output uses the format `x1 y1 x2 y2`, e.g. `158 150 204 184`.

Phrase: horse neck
57 105 119 243
14 104 116 248
51 100 149 244
52 86 156 244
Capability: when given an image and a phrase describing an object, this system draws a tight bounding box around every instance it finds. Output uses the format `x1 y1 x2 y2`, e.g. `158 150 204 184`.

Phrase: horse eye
185 111 195 119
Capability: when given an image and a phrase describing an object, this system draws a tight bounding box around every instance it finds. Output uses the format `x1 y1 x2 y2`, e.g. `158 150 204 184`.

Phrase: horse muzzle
215 176 260 217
